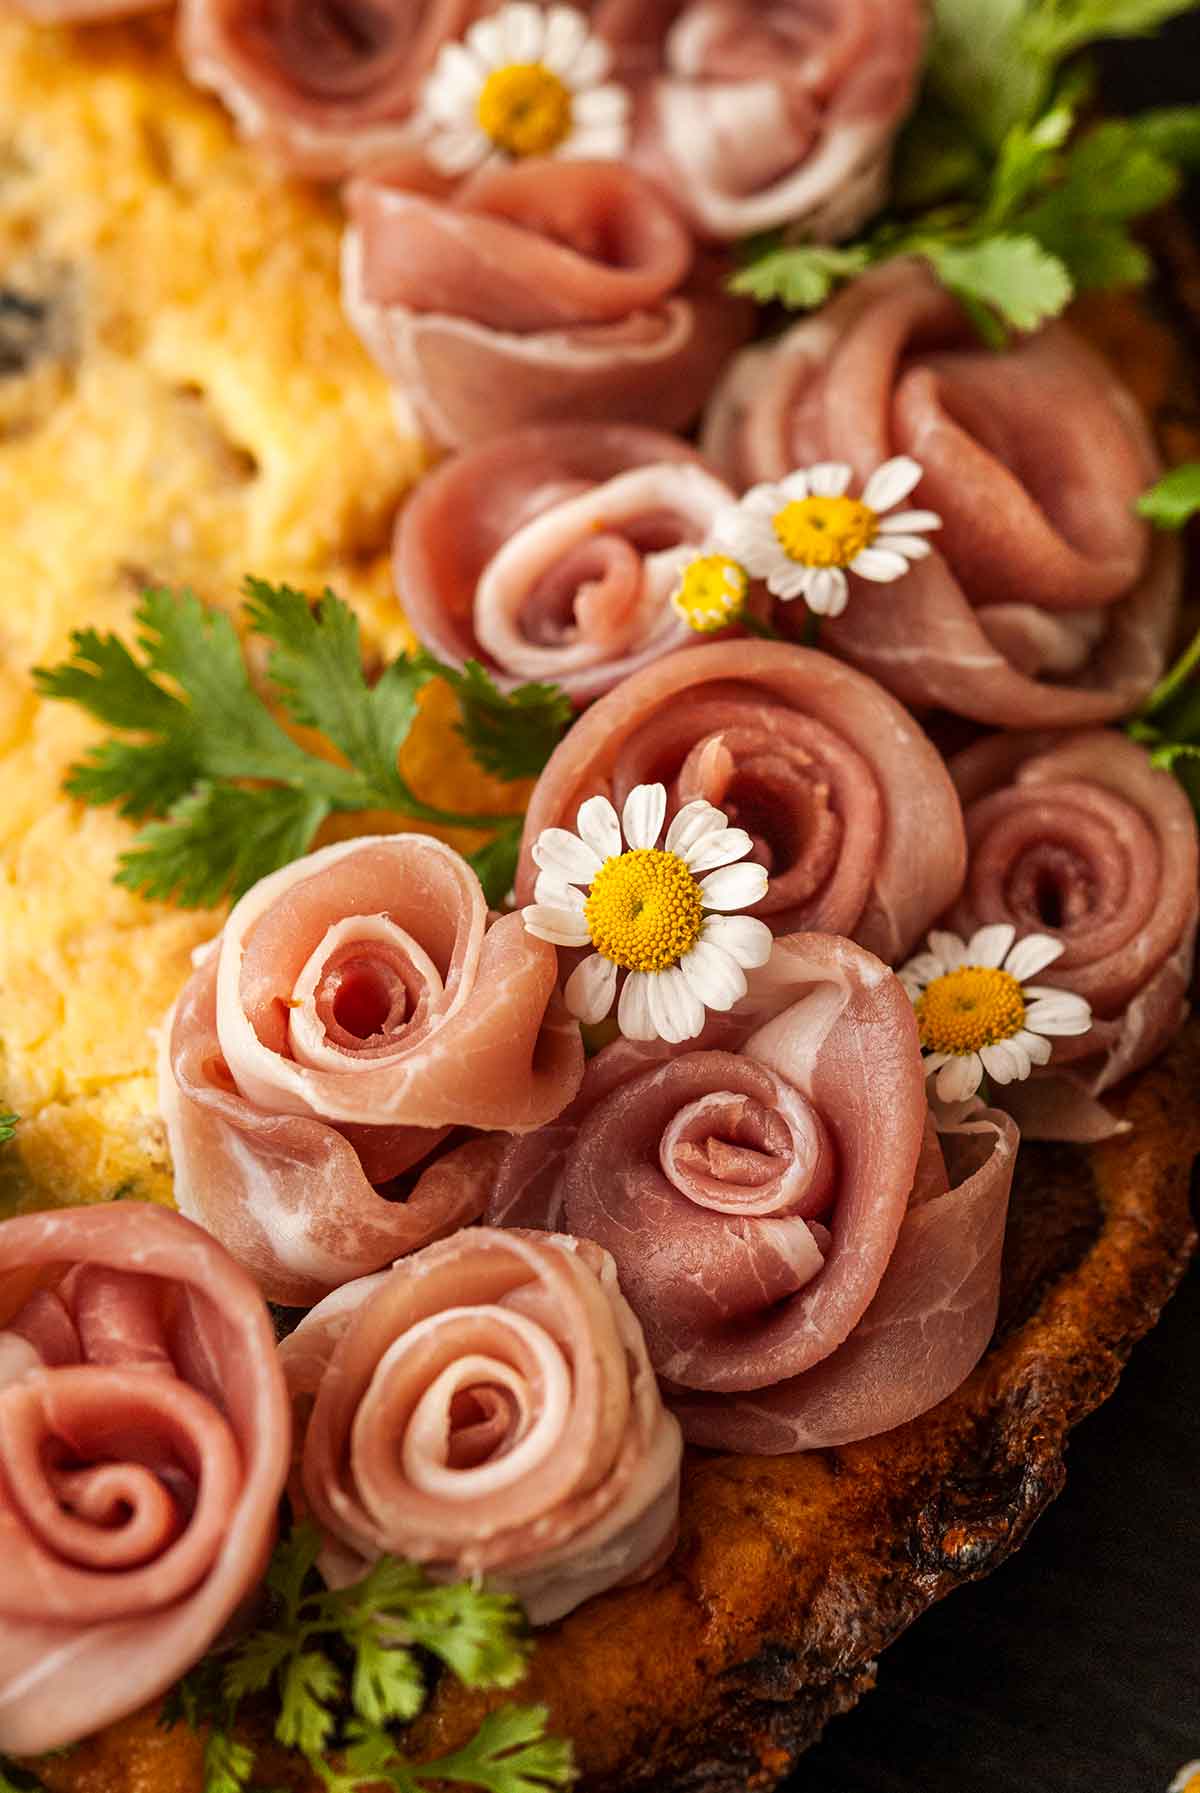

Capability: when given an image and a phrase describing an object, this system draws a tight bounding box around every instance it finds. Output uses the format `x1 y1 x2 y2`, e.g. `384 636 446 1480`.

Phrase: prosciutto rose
12 0 165 17
513 639 966 963
160 835 584 1306
280 1227 682 1623
944 729 1199 1141
704 259 1181 727
395 423 741 704
0 1203 289 1755
485 933 1018 1453
620 0 925 241
344 159 752 448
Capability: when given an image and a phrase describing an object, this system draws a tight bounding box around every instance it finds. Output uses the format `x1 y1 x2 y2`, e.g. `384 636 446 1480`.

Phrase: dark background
783 19 1200 1792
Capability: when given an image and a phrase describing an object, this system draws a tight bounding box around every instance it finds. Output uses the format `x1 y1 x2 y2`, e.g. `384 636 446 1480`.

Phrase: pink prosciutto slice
12 0 165 17
618 0 924 241
487 933 1017 1452
0 1203 289 1755
280 1227 682 1623
160 835 583 1305
395 423 741 704
512 639 966 962
704 259 1181 727
177 0 479 176
345 159 753 447
944 729 1199 1141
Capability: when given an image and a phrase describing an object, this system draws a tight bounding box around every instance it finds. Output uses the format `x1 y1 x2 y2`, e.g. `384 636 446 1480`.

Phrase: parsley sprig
1125 463 1200 812
733 0 1200 340
162 1525 574 1793
0 1113 17 1144
34 582 570 910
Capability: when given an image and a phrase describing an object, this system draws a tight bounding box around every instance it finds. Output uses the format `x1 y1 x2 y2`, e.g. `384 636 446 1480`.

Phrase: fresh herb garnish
733 0 1200 339
162 1525 574 1793
0 1113 18 1144
34 583 570 910
1125 463 1200 814
1136 462 1200 529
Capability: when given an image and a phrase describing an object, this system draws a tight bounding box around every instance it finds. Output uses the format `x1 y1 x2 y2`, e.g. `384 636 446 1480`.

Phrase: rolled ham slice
704 259 1181 727
513 639 966 963
160 835 583 1305
0 1204 289 1755
280 1227 683 1624
616 0 924 241
345 159 753 447
945 730 1199 1141
395 423 741 704
12 0 166 17
486 933 1017 1453
178 0 478 176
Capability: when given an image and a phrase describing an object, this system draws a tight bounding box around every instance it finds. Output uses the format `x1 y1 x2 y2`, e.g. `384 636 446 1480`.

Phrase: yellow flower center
585 848 705 974
476 62 574 157
916 966 1027 1058
673 554 749 634
773 494 878 568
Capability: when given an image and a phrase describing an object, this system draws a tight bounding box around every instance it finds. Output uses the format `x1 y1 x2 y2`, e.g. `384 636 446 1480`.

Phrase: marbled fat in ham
281 1227 682 1623
513 639 966 962
178 0 477 176
160 835 583 1305
704 260 1181 727
616 0 925 241
945 730 1199 1141
0 1204 289 1754
395 423 741 703
486 934 1017 1452
345 159 752 447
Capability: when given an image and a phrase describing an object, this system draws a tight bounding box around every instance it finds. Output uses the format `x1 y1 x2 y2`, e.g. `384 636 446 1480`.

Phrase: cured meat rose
395 423 741 704
0 1204 289 1755
485 934 1018 1453
280 1228 682 1623
160 835 583 1306
703 260 1181 727
614 0 924 241
512 639 966 962
945 730 1199 1141
12 0 165 17
344 159 753 447
178 0 475 177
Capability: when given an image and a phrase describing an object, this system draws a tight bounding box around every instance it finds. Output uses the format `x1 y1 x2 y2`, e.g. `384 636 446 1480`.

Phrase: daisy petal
647 965 706 1044
542 4 589 75
573 84 629 127
922 1051 951 1073
532 871 584 909
936 1053 983 1102
532 827 603 885
426 127 492 175
564 952 618 1025
678 938 748 1012
522 905 592 947
1004 933 1065 980
501 2 546 62
741 483 786 516
562 34 610 87
1024 994 1093 1036
1013 1028 1053 1066
700 913 773 968
769 564 815 603
927 931 967 973
464 17 506 65
666 799 725 858
778 469 811 501
423 43 485 116
806 566 848 615
877 509 942 535
684 828 755 875
899 951 944 989
980 1039 1029 1084
622 783 666 850
870 534 933 560
806 461 853 498
861 455 923 513
967 923 1016 969
576 794 621 863
617 970 655 1041
849 546 912 583
699 862 769 912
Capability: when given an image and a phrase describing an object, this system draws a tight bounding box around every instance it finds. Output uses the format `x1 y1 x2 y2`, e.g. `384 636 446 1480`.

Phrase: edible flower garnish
899 924 1092 1103
523 785 772 1044
670 552 750 634
1169 1763 1200 1793
713 459 940 617
420 3 629 176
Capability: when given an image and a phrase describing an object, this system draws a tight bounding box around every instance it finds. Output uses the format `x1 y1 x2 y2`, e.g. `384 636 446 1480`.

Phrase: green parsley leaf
0 1113 17 1144
927 0 1046 147
0 1763 47 1793
277 1651 343 1758
924 234 1074 337
1021 0 1200 65
114 784 331 911
160 1657 230 1734
423 659 573 784
350 1631 427 1731
1136 462 1200 529
468 819 524 910
201 1731 257 1793
729 243 872 309
1132 104 1200 168
411 1705 577 1793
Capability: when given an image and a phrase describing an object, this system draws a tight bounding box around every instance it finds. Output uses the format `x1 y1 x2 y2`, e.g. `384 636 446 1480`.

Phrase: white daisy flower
419 3 630 176
522 784 773 1045
712 456 941 618
1169 1763 1200 1793
898 923 1093 1105
670 551 750 634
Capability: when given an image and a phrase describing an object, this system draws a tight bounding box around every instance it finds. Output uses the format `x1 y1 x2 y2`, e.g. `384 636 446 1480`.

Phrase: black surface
782 26 1200 1790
